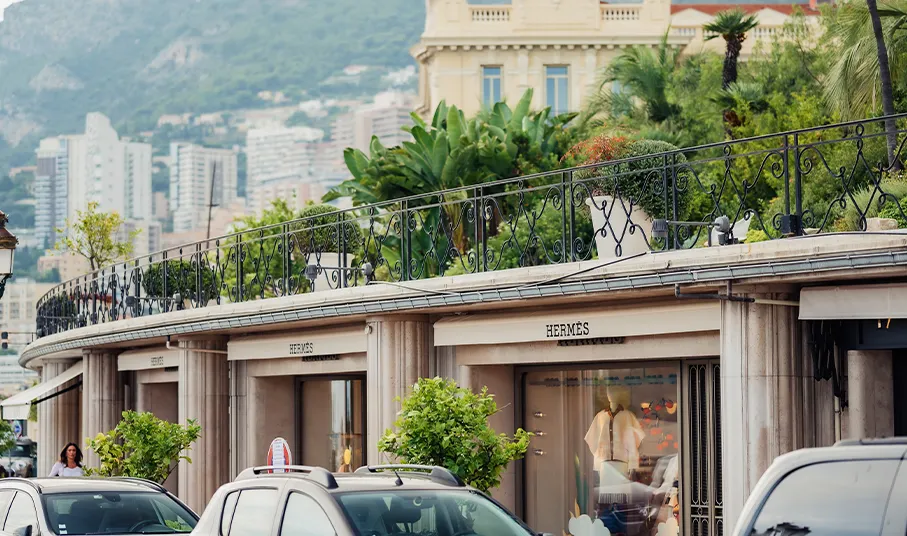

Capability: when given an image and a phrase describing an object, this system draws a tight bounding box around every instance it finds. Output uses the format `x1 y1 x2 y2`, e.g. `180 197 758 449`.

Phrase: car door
3 491 40 536
881 458 907 536
219 484 286 536
742 458 900 536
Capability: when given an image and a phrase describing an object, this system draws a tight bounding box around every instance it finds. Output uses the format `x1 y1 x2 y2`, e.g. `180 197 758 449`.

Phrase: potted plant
292 204 363 291
571 138 688 259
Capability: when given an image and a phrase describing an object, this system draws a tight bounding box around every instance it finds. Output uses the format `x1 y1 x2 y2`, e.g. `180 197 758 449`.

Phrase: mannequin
584 385 645 485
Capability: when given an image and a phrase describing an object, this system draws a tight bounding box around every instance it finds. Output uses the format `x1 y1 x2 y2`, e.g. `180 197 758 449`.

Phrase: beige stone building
412 0 821 116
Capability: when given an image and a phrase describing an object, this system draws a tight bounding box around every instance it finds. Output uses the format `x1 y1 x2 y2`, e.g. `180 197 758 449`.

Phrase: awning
1 361 83 420
227 326 367 361
800 283 907 320
118 348 180 371
433 301 720 347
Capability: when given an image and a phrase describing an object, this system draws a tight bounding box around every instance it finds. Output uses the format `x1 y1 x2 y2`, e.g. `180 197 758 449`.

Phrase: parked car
0 476 198 535
0 439 37 478
731 438 907 536
193 464 545 536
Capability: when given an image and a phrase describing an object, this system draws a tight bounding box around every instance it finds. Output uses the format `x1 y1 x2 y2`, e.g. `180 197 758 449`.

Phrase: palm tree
581 33 681 128
867 0 901 169
823 1 907 169
704 9 759 90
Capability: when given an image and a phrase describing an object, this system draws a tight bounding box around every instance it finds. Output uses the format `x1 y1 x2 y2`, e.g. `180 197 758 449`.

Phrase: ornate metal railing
36 114 907 337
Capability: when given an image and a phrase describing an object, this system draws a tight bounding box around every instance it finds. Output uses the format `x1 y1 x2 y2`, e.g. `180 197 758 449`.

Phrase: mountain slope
0 0 425 148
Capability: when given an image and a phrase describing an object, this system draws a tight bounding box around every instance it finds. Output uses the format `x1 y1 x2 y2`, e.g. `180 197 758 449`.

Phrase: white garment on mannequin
583 409 646 471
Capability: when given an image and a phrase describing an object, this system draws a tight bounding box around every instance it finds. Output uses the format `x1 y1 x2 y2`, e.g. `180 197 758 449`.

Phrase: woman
49 443 84 477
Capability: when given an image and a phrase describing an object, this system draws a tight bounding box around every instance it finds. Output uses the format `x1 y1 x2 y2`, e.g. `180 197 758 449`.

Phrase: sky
0 0 23 22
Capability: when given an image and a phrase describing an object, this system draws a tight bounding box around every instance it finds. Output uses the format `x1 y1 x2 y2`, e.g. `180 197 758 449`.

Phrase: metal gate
684 361 723 536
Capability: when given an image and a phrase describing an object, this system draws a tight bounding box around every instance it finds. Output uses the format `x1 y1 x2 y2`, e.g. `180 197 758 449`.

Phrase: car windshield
336 489 532 536
41 491 197 535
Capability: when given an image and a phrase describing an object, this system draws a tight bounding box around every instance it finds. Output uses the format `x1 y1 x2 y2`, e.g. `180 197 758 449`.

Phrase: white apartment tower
332 92 415 154
169 143 239 233
34 137 70 247
245 127 322 213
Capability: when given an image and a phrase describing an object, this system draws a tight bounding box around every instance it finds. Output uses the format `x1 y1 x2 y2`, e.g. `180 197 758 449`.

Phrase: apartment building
34 113 153 245
0 279 48 395
332 91 416 153
169 143 239 233
246 127 323 213
412 0 820 116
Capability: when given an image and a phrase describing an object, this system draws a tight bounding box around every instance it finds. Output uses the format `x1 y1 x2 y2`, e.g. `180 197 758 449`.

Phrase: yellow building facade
412 0 820 116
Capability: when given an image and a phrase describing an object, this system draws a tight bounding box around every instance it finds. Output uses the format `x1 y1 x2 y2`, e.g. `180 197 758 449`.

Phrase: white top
584 409 645 470
49 463 83 477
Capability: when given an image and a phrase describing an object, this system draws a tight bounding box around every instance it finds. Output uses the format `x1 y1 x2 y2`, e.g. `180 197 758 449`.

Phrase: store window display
524 367 680 536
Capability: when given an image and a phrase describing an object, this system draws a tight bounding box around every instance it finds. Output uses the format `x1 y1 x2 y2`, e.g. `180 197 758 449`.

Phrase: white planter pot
585 195 652 259
310 251 355 292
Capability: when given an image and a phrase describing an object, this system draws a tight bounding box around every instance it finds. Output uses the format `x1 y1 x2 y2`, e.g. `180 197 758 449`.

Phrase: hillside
0 0 425 170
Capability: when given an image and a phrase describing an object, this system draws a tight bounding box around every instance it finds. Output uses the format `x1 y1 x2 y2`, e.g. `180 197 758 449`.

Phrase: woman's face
66 446 76 461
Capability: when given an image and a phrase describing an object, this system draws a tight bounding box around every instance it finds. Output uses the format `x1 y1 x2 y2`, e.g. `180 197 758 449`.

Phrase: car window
223 489 280 536
279 492 336 536
336 490 532 536
750 460 899 536
42 491 197 535
4 492 38 536
0 491 16 521
220 491 240 536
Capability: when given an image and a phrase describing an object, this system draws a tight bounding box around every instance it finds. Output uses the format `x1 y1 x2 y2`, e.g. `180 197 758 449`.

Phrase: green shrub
292 204 363 255
586 139 690 219
878 197 907 228
377 377 531 493
143 260 219 302
838 176 907 231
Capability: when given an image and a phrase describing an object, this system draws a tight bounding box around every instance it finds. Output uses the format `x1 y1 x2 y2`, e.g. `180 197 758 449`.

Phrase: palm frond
703 8 760 41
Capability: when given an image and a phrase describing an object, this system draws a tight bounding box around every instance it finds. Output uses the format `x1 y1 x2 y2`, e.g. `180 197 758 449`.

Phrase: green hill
0 0 425 171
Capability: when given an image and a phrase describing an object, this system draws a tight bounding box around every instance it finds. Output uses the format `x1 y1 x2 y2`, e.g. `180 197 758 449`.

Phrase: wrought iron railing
35 114 907 338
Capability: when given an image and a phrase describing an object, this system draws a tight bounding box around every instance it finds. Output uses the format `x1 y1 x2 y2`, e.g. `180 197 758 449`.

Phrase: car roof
232 465 473 494
0 477 168 495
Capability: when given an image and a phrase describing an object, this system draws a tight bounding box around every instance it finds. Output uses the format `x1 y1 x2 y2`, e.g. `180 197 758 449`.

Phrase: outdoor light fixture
651 215 735 247
0 211 18 301
304 263 320 281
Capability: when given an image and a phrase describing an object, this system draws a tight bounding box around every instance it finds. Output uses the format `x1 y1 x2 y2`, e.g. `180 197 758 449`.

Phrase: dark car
0 477 198 536
192 464 545 536
732 438 907 536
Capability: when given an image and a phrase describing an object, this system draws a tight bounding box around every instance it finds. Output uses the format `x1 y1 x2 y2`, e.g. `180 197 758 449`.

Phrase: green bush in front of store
377 377 531 493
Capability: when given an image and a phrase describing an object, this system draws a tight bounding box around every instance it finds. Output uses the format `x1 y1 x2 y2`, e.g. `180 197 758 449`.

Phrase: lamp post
0 211 19 301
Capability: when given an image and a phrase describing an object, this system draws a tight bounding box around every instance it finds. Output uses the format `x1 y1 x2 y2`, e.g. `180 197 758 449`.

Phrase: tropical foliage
377 377 532 493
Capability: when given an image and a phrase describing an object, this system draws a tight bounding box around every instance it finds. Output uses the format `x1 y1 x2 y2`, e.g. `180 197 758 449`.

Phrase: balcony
470 6 511 23
601 5 641 22
35 115 907 338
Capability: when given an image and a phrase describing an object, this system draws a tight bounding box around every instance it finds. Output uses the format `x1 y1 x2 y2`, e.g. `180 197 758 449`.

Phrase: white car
731 438 907 536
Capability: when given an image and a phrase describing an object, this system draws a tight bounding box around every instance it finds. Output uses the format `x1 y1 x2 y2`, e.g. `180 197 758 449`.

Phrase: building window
482 66 503 106
546 66 569 115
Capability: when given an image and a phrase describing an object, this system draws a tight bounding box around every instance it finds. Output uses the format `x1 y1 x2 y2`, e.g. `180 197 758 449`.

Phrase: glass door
297 376 366 472
522 365 682 536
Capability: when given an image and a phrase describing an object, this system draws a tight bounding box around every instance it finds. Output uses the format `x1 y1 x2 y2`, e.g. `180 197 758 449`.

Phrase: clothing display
584 408 646 471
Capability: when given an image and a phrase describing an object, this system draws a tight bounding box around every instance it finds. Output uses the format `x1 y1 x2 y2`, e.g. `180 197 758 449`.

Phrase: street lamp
0 211 19 301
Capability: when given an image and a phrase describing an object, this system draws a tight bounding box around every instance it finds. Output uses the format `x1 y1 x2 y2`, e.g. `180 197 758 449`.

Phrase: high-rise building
33 137 69 247
169 143 239 233
246 127 322 213
0 279 49 396
34 113 153 246
413 0 821 117
332 92 415 154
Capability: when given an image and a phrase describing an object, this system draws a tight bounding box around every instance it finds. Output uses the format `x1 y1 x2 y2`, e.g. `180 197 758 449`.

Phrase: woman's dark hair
59 443 83 467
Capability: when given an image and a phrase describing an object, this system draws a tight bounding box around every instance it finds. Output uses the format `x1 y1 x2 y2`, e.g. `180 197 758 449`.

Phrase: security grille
685 361 723 536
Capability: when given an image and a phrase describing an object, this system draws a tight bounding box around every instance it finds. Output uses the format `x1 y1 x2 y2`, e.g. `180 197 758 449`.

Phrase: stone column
366 315 432 465
847 350 894 439
82 351 123 469
721 292 805 528
38 359 81 477
177 337 229 513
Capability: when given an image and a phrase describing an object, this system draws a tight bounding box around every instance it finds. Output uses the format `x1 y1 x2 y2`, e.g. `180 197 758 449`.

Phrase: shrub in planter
292 204 363 256
589 139 690 220
143 260 219 303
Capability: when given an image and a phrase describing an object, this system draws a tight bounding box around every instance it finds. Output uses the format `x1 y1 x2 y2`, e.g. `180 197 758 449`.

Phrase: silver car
731 438 907 536
0 477 198 535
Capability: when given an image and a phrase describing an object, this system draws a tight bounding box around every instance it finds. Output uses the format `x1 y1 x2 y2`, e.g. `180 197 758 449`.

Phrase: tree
867 0 902 169
86 411 201 485
704 9 760 90
377 377 531 493
0 420 15 457
54 202 141 271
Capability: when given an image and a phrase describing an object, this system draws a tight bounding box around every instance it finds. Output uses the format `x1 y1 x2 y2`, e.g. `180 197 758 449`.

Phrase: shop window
524 366 681 536
750 460 898 535
298 378 365 472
